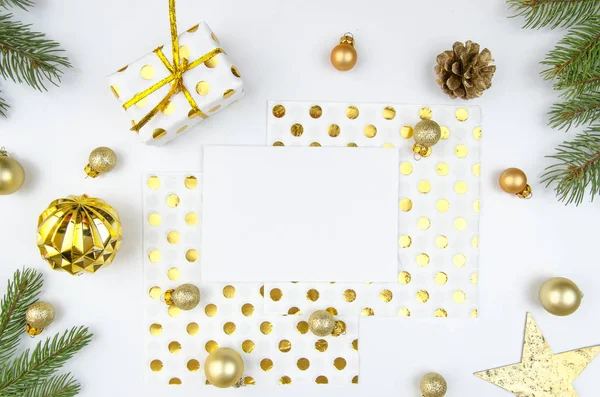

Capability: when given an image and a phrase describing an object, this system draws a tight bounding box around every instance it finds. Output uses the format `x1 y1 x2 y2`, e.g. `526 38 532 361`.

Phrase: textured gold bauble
330 33 357 71
165 284 201 310
85 147 117 178
420 372 447 397
499 168 531 198
414 120 442 147
36 195 123 275
308 310 336 336
0 148 25 195
539 277 582 316
25 302 55 336
204 348 245 388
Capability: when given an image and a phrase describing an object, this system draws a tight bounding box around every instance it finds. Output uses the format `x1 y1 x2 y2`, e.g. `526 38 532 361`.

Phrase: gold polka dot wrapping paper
266 101 480 318
107 21 244 146
143 174 359 386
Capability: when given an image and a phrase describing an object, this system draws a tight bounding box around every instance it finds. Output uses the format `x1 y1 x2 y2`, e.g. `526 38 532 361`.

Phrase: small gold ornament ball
308 310 336 336
172 284 201 310
26 302 55 329
499 168 528 194
539 277 583 316
85 147 117 177
0 149 25 195
414 120 442 147
420 372 448 397
204 347 244 388
331 34 357 71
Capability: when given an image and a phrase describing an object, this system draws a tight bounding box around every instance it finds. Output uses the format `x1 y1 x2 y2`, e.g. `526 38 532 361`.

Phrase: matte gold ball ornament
420 372 448 397
0 147 25 195
499 168 532 198
25 302 55 336
330 33 357 71
85 146 117 178
539 277 582 316
204 347 245 388
165 283 201 310
308 309 336 336
413 120 442 159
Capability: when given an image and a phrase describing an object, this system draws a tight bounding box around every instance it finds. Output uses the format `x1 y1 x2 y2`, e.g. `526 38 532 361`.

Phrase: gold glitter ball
85 147 117 178
26 302 55 331
420 372 447 397
170 284 201 310
308 310 336 337
414 120 442 148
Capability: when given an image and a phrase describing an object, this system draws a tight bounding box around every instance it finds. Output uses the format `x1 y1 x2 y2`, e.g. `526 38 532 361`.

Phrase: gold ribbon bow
123 0 223 132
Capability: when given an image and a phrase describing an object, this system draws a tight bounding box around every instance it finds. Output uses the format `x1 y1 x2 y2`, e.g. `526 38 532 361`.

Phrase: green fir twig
549 91 600 130
542 125 600 204
22 373 81 397
0 0 34 11
507 0 600 29
0 91 8 117
556 69 600 99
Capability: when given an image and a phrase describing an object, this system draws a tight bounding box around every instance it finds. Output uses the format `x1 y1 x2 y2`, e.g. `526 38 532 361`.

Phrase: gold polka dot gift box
266 101 481 319
107 19 244 146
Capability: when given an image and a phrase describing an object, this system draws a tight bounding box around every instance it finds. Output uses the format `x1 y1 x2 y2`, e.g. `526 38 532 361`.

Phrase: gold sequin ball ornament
308 309 336 337
330 33 357 71
413 120 442 159
539 277 582 316
420 373 447 397
499 168 532 198
204 347 245 388
0 147 25 195
165 283 200 310
36 194 122 275
25 302 55 336
84 147 117 178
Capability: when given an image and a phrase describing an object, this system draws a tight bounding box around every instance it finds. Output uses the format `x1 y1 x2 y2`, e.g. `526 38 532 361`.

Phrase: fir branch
556 68 600 98
542 125 600 204
507 0 600 29
0 0 34 10
0 90 8 117
22 373 81 397
0 326 92 395
0 13 71 92
541 16 600 81
0 268 43 364
549 91 600 130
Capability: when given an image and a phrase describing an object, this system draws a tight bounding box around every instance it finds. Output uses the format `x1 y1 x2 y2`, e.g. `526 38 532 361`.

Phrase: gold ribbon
123 0 223 132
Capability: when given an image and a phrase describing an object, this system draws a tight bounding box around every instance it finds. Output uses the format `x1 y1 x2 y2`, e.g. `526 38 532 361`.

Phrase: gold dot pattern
315 339 328 352
296 321 309 334
270 288 283 301
242 340 255 353
309 105 323 119
187 359 200 372
291 123 304 137
279 376 292 385
364 125 377 138
141 65 156 80
400 162 413 175
150 359 163 372
400 126 414 139
344 289 357 302
419 107 432 120
260 321 273 335
223 322 236 335
398 271 411 284
186 322 199 336
346 106 359 119
399 198 413 212
334 357 347 370
205 304 218 317
272 104 286 118
383 106 396 120
148 213 162 226
185 249 198 262
150 323 163 336
223 285 236 298
278 340 292 353
399 235 412 248
241 303 254 316
328 124 341 137
315 376 328 384
205 340 219 353
185 212 198 225
169 378 182 385
306 289 319 301
260 358 274 371
297 358 310 370
168 341 181 354
167 267 180 280
149 286 162 299
380 289 393 302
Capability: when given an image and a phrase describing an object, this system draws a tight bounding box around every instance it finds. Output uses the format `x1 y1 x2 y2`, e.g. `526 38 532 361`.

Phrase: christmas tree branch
0 268 43 364
556 69 600 99
542 124 600 205
22 373 81 397
549 91 600 130
0 90 9 117
507 0 600 29
0 326 92 395
0 0 33 11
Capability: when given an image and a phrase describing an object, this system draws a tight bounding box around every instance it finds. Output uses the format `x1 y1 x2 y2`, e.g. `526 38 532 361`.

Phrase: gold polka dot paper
266 102 480 318
107 22 244 146
144 173 358 386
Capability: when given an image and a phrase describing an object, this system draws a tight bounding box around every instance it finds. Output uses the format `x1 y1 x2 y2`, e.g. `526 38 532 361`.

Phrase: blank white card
201 146 399 282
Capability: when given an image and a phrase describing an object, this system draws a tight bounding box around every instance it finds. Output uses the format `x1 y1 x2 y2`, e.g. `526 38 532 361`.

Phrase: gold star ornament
474 313 600 397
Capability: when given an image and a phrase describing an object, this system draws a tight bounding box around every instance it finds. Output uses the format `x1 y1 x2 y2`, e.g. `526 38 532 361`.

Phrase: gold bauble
204 347 244 388
539 277 582 316
499 168 531 198
85 147 117 178
166 284 201 310
0 148 25 195
420 372 447 397
330 34 357 71
36 194 123 275
308 310 336 336
25 302 55 336
414 120 442 147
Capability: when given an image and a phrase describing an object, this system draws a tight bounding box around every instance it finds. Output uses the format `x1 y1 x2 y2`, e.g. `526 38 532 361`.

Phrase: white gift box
107 22 244 146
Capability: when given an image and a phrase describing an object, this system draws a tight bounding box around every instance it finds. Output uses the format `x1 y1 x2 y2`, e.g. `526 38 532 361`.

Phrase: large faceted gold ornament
36 194 123 275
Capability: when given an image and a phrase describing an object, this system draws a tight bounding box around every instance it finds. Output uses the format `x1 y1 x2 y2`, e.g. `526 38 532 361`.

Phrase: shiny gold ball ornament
539 277 583 316
165 283 201 310
85 147 117 178
0 147 25 195
25 302 55 336
499 168 532 198
420 372 448 397
308 309 336 336
330 33 357 71
204 347 245 388
36 194 123 275
413 120 442 159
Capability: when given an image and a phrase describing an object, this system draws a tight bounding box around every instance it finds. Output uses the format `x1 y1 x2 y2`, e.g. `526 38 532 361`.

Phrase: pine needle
0 0 34 11
22 373 81 397
542 124 600 204
507 0 600 29
549 91 600 130
556 69 600 99
0 90 9 118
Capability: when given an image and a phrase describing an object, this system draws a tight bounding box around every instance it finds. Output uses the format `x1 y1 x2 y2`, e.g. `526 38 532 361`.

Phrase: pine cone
435 41 496 100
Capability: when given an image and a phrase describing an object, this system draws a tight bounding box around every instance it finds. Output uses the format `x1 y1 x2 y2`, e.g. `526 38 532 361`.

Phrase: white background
1 0 599 396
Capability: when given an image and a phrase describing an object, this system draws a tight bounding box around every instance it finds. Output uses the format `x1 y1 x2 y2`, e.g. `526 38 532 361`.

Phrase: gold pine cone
435 40 496 100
